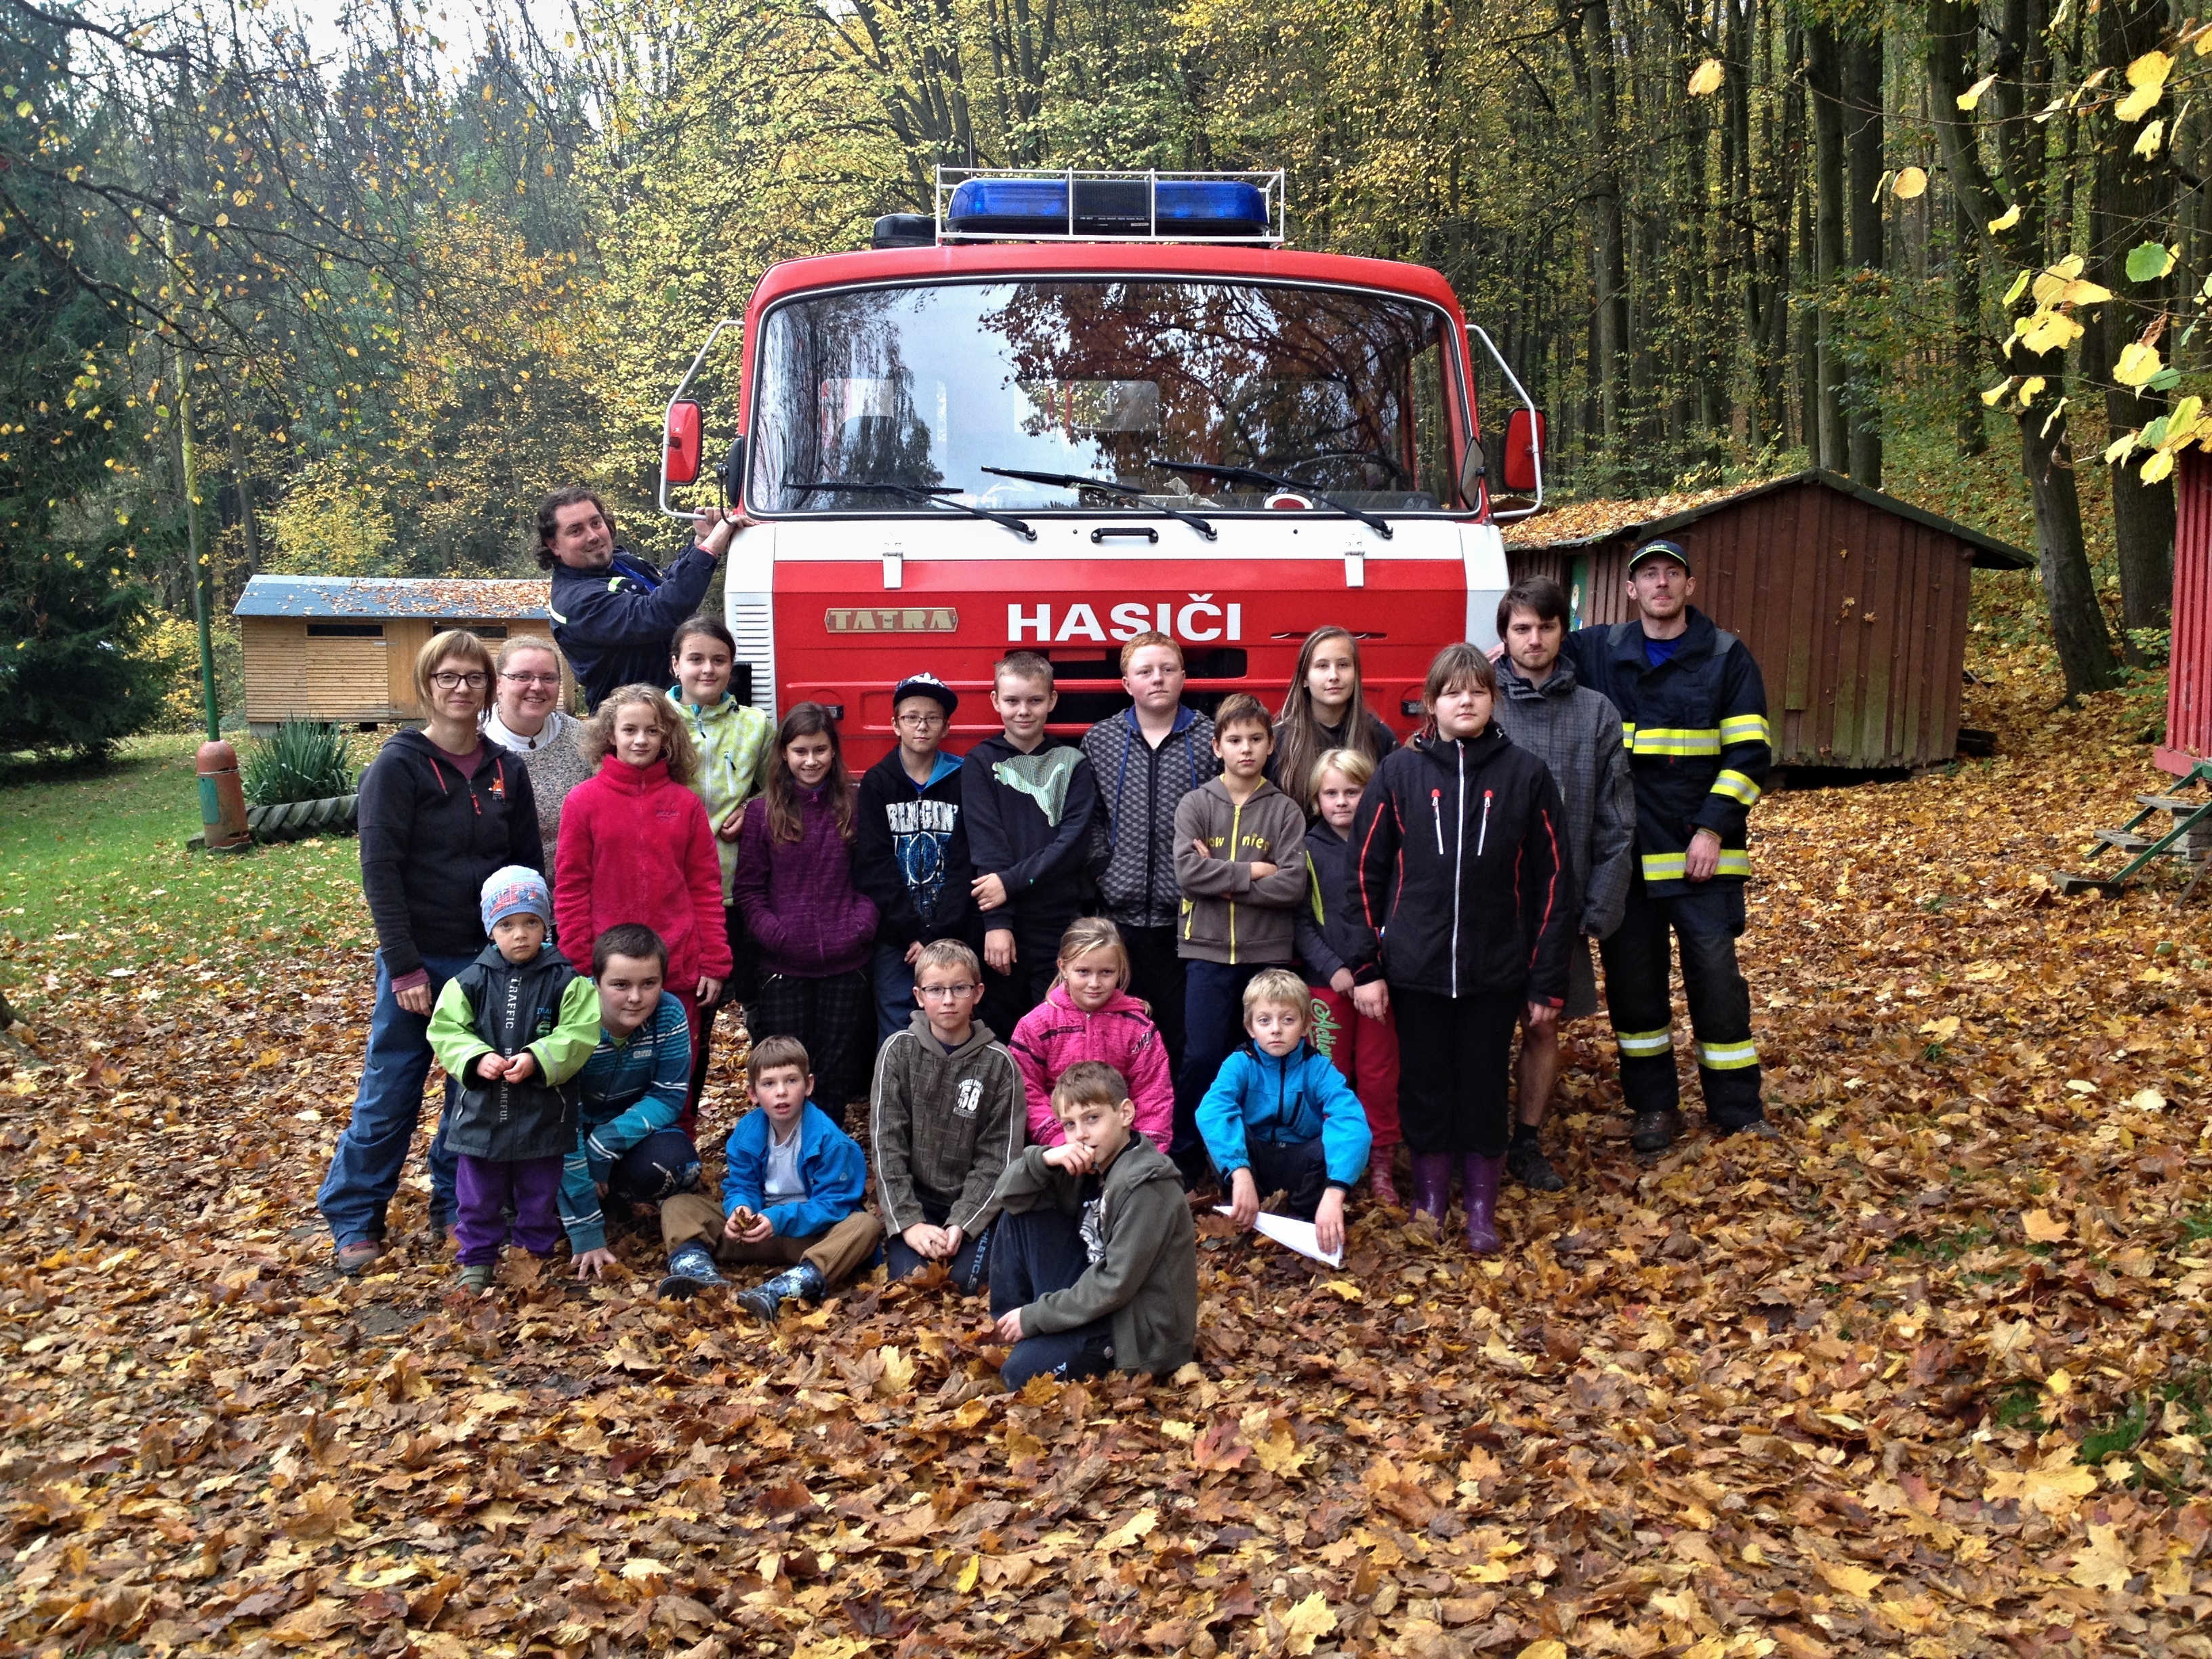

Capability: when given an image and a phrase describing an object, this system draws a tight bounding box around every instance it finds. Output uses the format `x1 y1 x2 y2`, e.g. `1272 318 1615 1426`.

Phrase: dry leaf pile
2 636 2209 1658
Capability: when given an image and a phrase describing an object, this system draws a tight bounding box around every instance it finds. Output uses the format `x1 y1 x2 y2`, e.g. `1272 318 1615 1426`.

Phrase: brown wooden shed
1503 468 2031 770
233 576 570 734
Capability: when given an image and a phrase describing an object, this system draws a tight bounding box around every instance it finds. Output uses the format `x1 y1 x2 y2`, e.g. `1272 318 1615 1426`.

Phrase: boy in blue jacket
657 1034 883 1316
1196 968 1372 1257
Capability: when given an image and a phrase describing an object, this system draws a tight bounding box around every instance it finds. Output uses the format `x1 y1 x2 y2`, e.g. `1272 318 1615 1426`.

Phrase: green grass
0 734 373 1010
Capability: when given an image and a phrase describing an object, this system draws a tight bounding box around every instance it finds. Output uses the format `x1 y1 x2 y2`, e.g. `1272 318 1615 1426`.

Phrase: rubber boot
1460 1153 1506 1255
1408 1153 1454 1224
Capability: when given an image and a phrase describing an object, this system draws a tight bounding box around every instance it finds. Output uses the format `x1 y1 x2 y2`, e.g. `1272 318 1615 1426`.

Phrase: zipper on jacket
1477 789 1493 857
1429 788 1443 854
1227 799 1243 961
1450 746 1465 998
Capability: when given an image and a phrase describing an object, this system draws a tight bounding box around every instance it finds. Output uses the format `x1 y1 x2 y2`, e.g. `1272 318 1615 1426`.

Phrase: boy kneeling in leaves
658 1035 882 1317
986 1061 1198 1389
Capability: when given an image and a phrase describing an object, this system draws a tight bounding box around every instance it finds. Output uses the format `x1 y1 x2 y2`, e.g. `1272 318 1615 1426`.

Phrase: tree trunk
1952 189 1986 457
1807 19 1848 472
1843 21 1885 487
228 417 261 577
1924 0 2118 696
2093 0 2177 650
1577 0 1629 452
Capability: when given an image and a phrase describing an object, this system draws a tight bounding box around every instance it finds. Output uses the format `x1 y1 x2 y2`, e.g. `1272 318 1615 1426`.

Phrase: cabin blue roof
232 575 550 621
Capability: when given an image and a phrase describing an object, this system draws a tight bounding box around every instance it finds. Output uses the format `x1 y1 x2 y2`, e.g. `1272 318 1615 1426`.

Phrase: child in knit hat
428 865 602 1294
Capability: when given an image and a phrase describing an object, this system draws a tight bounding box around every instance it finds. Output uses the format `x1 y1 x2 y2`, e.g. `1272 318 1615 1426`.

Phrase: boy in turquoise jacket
657 1034 883 1317
1195 968 1372 1258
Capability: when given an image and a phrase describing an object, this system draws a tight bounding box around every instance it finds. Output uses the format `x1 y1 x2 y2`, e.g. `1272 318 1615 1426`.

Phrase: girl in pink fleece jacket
554 685 731 1134
1008 918 1174 1150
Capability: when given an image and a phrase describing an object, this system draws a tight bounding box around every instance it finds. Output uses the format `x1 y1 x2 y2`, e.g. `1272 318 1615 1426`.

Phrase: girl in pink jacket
1008 918 1174 1150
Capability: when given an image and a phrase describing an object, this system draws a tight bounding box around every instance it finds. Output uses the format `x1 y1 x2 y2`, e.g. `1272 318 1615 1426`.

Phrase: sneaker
457 1262 495 1295
657 1244 726 1300
1505 1134 1565 1192
333 1240 386 1275
735 1261 824 1322
1629 1109 1685 1153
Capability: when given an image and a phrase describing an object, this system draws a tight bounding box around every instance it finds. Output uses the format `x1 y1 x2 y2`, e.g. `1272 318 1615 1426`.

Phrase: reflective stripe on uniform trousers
1711 769 1761 806
1626 727 1721 757
1696 1038 1759 1071
1639 849 1752 881
1614 1026 1673 1058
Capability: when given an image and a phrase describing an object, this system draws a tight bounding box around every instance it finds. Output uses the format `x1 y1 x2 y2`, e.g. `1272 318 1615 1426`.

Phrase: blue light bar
943 176 1273 241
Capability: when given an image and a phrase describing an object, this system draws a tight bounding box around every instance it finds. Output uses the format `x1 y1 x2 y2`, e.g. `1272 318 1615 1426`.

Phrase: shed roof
1502 468 2034 571
232 575 550 621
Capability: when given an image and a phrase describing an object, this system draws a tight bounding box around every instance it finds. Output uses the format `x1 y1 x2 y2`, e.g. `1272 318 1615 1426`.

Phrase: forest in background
2 0 2206 750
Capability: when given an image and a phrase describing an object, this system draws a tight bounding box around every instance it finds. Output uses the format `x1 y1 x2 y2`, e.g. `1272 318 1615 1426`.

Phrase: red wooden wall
1507 476 1980 769
2160 448 2212 775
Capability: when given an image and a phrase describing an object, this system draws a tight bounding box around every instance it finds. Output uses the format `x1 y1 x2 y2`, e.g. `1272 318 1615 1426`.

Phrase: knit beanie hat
480 865 552 933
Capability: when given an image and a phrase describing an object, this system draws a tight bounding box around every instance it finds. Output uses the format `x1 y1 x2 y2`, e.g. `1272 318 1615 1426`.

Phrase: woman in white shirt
482 636 592 870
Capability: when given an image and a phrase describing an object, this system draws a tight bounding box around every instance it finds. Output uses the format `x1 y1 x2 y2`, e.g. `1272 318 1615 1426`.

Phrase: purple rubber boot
1461 1153 1506 1254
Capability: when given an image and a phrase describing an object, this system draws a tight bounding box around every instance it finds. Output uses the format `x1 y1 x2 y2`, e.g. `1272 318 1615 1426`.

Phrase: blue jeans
990 1206 1115 1388
884 1197 994 1290
1174 960 1269 1168
872 941 918 1046
317 950 473 1247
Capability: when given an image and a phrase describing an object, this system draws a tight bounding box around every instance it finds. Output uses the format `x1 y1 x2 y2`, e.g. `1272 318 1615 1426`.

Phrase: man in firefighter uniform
1560 538 1770 1152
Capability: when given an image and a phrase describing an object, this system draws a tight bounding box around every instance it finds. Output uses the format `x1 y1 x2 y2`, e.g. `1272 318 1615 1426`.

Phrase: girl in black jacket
1343 644 1574 1254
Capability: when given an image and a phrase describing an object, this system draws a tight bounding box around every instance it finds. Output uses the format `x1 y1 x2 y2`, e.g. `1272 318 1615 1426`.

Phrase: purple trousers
454 1153 565 1266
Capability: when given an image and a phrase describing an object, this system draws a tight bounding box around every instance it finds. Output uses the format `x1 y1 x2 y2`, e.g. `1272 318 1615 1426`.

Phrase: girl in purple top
733 703 879 1124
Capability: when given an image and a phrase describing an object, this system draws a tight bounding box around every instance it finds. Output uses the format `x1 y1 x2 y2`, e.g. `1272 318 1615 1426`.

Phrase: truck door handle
1090 526 1160 544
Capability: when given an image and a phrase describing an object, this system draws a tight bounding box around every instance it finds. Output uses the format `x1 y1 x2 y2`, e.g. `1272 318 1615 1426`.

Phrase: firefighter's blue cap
892 672 958 716
1627 537 1692 575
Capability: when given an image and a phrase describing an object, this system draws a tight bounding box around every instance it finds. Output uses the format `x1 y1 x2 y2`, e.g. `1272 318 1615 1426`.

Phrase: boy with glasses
856 673 977 1042
869 938 1024 1288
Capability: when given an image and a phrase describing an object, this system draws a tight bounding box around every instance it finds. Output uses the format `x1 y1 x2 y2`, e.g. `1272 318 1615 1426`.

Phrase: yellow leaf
1814 1559 1885 1598
1687 58 1725 96
1159 1419 1196 1441
2003 269 2032 305
266 1599 349 1645
2031 256 2085 304
2020 310 2083 354
2142 450 2177 484
1891 166 1928 200
1280 1591 1337 1657
1321 1279 1363 1301
1989 203 2022 232
1872 167 1894 203
2115 342 2164 387
956 1554 981 1593
2017 375 2046 407
2127 1086 2166 1111
2135 118 2167 157
2069 1523 2135 1593
1519 1644 1571 1659
2116 49 2173 120
2041 395 2070 439
1958 71 1999 110
2022 1208 2070 1242
1098 1508 1158 1553
1982 380 2015 407
2059 278 2114 305
2104 430 2142 464
2163 396 2203 448
619 1557 670 1581
1985 1449 2099 1517
469 1391 525 1415
877 1345 915 1395
1918 1015 1960 1040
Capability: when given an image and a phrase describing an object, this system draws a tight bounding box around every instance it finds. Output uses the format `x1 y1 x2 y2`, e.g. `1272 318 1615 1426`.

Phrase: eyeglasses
895 710 947 728
500 671 560 687
916 982 978 998
430 672 489 690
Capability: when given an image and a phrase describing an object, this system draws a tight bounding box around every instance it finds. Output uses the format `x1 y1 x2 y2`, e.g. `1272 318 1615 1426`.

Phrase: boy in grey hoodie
869 939 1026 1290
1169 693 1309 1185
988 1061 1198 1387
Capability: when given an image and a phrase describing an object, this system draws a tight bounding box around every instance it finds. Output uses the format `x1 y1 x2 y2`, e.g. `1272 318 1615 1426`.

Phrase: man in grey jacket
1491 578 1636 1189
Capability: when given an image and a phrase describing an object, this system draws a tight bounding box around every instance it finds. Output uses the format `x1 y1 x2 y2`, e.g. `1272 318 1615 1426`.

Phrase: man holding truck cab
539 485 746 711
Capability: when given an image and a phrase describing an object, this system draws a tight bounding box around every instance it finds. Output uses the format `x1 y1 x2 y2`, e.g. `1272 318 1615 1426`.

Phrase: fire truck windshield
750 279 1465 516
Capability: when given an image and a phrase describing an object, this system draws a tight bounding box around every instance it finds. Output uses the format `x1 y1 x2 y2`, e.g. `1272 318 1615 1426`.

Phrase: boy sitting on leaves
987 1061 1197 1389
657 1034 883 1317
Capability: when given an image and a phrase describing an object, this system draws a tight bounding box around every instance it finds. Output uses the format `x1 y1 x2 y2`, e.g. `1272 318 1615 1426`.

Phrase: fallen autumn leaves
2 640 2209 1658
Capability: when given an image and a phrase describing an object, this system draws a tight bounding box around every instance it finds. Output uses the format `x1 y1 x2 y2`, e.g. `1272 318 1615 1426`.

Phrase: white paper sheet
1215 1206 1344 1269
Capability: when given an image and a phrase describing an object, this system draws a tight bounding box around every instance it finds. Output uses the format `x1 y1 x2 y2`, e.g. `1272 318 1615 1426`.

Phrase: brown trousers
659 1193 882 1289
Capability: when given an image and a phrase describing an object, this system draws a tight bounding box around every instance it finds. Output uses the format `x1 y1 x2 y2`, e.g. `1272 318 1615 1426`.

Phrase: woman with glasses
483 636 592 869
319 630 544 1275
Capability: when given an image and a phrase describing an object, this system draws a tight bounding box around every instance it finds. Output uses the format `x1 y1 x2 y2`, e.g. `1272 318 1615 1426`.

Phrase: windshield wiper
790 479 1036 541
1148 459 1395 540
979 466 1217 542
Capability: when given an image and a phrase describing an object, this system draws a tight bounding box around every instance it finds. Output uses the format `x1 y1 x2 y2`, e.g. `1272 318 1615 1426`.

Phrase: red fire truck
658 169 1544 764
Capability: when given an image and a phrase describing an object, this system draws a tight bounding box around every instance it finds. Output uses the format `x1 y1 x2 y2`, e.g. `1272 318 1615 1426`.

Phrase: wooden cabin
2160 449 2212 777
1504 468 2032 771
233 576 570 733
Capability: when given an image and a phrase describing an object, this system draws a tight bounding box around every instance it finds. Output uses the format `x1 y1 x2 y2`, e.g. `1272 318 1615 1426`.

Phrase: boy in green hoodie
987 1061 1198 1388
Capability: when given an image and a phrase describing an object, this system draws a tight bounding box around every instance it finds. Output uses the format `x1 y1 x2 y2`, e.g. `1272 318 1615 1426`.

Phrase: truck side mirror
1502 408 1544 495
665 400 703 485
